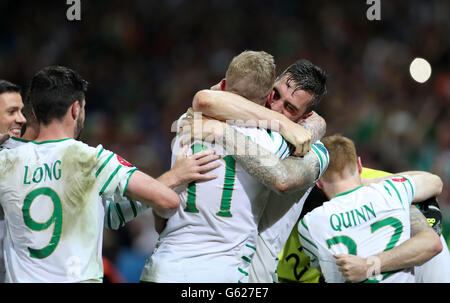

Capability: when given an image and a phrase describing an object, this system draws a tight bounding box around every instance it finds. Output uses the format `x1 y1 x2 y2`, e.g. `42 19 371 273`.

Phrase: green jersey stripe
122 168 138 197
302 245 318 261
386 180 404 210
245 244 256 251
30 138 72 144
276 137 287 155
401 182 409 203
404 176 415 197
298 231 318 249
114 203 126 228
238 267 249 276
129 200 137 218
99 165 122 196
11 137 31 143
95 153 114 177
384 185 392 196
300 218 309 231
97 147 105 159
280 143 289 159
316 142 329 164
241 256 251 263
333 186 363 199
107 202 112 229
311 145 324 170
266 129 274 141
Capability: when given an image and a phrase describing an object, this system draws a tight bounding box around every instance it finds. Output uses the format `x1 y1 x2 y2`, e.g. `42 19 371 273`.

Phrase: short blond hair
321 135 358 181
225 50 275 104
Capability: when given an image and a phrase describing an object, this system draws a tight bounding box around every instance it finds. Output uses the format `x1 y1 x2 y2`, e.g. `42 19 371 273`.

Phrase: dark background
1 0 448 282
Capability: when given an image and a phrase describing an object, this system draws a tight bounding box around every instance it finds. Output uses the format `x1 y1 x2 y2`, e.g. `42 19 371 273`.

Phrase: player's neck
21 124 39 141
323 177 363 199
34 121 74 142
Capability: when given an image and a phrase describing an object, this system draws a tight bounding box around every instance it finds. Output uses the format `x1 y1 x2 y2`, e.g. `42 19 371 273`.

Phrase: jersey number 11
184 144 235 217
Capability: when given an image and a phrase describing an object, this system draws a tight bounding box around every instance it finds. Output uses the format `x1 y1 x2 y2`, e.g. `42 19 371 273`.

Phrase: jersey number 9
22 187 63 259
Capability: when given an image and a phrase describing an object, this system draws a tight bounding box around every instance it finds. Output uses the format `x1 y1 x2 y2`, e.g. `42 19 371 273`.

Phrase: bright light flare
409 58 432 83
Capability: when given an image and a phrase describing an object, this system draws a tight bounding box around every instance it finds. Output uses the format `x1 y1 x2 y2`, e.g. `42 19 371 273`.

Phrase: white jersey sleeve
376 175 415 209
297 217 320 268
94 145 138 201
142 116 291 283
235 127 291 160
0 140 141 282
104 199 148 230
299 182 416 283
310 140 329 182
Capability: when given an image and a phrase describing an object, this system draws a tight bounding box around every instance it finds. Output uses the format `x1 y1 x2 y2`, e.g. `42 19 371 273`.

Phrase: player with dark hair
186 58 330 282
0 79 26 282
270 59 327 122
0 66 181 282
0 80 26 140
140 51 328 283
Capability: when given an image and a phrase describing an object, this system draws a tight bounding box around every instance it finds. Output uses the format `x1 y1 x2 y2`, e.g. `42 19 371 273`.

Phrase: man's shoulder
0 138 33 155
64 140 105 160
37 139 103 168
1 137 29 149
303 201 330 221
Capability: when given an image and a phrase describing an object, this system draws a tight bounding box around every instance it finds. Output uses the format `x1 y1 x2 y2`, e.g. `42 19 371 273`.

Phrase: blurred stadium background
0 0 448 282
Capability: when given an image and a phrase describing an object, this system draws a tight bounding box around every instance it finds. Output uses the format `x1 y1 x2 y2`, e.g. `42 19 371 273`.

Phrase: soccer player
0 80 26 139
0 81 223 282
277 168 450 283
0 66 181 283
186 59 329 282
0 80 27 283
276 186 327 283
298 135 443 282
333 168 450 283
140 51 321 283
103 144 222 231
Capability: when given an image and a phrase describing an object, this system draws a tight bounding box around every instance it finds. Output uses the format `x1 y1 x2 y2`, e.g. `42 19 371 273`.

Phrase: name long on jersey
0 138 137 282
147 119 291 282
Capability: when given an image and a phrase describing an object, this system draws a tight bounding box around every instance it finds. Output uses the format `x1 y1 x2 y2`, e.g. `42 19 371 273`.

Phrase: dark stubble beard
74 116 84 140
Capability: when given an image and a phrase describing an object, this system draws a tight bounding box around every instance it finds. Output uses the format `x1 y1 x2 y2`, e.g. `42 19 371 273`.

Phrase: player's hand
280 123 312 157
334 254 369 282
179 117 226 146
0 132 10 145
172 145 222 185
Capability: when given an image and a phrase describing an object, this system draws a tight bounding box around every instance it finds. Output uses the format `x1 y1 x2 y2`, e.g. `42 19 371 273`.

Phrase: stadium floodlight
409 58 432 83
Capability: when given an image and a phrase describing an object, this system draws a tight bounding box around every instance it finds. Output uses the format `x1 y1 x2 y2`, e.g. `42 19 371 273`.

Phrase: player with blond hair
140 50 327 283
187 59 329 282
